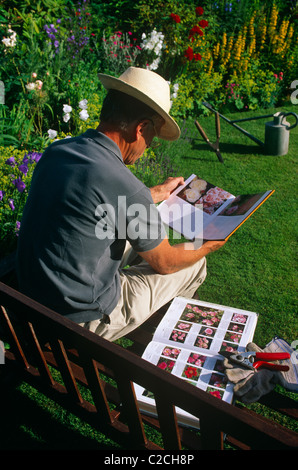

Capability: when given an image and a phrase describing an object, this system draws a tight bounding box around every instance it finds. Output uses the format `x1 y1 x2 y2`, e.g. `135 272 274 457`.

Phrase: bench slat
0 280 297 450
48 338 84 404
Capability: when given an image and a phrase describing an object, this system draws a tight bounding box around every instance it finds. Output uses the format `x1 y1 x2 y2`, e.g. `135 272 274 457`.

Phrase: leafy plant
0 146 43 254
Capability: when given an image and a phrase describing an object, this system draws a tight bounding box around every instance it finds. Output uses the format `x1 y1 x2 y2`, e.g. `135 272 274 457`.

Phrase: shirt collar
83 128 124 164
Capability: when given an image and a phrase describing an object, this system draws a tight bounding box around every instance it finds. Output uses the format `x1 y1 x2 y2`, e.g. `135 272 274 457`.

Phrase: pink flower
204 328 213 335
158 361 167 370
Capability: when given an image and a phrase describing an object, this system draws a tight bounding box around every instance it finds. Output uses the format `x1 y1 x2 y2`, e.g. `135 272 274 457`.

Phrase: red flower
184 366 199 379
170 13 181 23
194 53 202 61
199 19 208 28
196 6 204 16
184 46 194 61
189 25 204 38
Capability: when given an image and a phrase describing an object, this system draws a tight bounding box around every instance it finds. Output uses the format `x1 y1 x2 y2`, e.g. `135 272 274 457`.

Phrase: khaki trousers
81 244 207 342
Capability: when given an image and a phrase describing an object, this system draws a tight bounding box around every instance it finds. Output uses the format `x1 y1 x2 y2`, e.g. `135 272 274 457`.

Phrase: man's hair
100 89 160 132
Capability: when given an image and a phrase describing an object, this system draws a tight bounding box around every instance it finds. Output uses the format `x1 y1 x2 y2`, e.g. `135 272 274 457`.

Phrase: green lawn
0 104 297 450
167 104 298 346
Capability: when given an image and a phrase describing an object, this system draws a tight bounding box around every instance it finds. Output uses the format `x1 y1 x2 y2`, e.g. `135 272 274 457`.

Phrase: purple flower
18 163 28 175
23 151 42 163
12 177 26 193
15 221 21 236
8 199 15 211
0 190 5 201
5 156 16 166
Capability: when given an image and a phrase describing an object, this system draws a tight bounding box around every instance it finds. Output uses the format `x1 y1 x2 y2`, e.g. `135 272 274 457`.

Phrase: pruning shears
195 112 224 163
221 350 290 371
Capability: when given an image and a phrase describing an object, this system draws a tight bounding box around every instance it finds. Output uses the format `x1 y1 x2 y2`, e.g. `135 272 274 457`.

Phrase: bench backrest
0 281 297 450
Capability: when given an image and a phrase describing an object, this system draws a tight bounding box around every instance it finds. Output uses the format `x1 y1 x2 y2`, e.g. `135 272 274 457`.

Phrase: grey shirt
16 129 166 323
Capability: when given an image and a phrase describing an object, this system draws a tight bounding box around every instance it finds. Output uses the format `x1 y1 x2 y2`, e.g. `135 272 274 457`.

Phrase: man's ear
136 119 150 141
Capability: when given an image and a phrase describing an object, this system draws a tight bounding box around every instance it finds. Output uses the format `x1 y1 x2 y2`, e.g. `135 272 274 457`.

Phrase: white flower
63 104 72 114
79 99 88 110
25 83 36 91
147 57 160 71
2 28 17 48
63 113 71 123
141 29 164 57
185 188 200 203
32 72 37 78
79 109 89 121
190 179 207 193
47 129 57 139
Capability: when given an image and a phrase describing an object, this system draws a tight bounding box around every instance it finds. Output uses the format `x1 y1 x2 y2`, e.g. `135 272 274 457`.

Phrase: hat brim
98 73 180 141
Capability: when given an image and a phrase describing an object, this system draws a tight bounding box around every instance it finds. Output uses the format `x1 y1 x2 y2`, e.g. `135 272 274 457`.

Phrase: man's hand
150 176 184 203
138 237 227 275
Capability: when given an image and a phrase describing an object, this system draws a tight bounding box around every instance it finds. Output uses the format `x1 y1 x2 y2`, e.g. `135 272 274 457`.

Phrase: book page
134 297 258 428
152 297 258 355
134 343 234 428
202 191 275 240
158 175 235 240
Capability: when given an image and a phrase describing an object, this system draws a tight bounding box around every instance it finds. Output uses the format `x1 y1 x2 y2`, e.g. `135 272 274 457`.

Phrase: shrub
0 146 42 254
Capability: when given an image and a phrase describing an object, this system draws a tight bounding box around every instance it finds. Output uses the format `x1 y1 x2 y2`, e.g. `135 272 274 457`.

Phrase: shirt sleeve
117 186 167 253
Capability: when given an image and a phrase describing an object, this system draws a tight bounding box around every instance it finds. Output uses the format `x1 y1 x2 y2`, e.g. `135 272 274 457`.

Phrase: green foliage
223 66 284 112
0 146 43 254
129 147 178 187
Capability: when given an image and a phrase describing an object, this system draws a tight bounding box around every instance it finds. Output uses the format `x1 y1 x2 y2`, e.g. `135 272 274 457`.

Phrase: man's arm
138 236 226 275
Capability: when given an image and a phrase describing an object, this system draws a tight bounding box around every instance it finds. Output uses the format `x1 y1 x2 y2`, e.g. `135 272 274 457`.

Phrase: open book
134 296 258 429
158 174 274 241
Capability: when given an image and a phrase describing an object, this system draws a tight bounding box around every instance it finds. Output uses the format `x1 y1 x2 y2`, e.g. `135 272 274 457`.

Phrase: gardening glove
223 342 279 403
265 336 298 393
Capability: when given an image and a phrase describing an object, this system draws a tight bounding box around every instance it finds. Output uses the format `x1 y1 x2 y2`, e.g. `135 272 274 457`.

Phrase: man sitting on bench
16 67 226 342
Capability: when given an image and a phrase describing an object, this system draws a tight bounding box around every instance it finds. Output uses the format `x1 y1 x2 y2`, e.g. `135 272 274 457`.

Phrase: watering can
202 102 298 156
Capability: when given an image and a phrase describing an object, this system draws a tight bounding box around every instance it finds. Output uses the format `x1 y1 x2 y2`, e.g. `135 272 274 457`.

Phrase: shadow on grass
189 140 266 158
0 377 119 451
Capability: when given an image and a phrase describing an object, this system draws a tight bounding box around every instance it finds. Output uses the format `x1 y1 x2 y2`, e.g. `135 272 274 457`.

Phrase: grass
0 104 297 450
167 103 298 346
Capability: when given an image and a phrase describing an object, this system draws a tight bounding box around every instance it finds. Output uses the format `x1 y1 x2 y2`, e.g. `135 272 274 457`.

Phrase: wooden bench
0 258 297 450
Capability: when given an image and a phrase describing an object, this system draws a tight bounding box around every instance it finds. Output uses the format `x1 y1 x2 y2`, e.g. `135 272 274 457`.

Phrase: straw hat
98 67 180 141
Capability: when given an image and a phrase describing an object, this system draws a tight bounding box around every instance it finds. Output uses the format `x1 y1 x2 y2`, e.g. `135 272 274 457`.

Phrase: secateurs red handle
222 350 291 371
253 352 290 361
253 352 290 371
